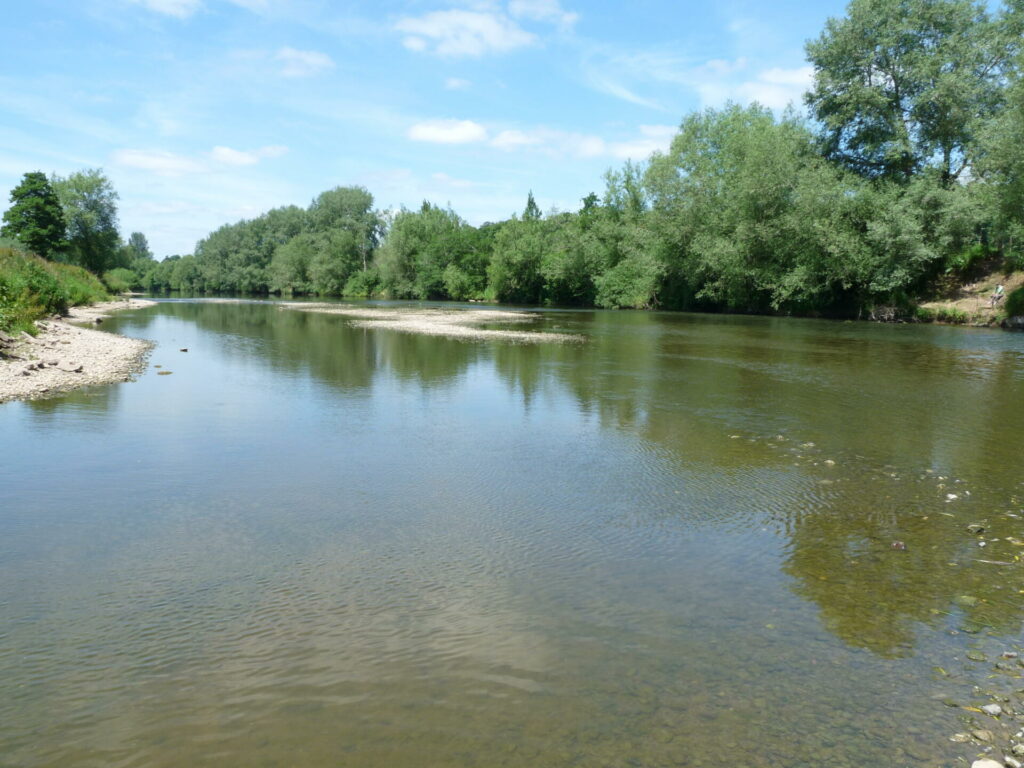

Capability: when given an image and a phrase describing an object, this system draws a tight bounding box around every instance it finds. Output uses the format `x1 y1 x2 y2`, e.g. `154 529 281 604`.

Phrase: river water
2 300 1023 767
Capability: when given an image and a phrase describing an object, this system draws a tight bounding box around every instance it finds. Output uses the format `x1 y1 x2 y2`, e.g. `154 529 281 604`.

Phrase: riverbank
0 299 156 403
916 270 1024 327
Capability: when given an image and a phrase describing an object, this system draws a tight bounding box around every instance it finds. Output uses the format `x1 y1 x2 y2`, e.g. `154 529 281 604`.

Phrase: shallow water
2 300 1023 767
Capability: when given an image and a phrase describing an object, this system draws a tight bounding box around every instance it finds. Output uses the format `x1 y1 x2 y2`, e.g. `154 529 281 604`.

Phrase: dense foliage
133 0 1018 319
1 172 67 260
5 0 1023 322
0 246 108 334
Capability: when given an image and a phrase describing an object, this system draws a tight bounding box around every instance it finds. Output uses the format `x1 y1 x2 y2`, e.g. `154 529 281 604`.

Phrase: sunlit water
2 300 1023 767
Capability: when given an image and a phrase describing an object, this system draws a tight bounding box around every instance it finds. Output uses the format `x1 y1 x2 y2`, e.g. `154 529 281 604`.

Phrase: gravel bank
0 299 156 403
282 303 582 343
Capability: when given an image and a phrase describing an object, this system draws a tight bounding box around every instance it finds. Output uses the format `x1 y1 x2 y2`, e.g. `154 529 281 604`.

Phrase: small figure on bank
990 283 1005 308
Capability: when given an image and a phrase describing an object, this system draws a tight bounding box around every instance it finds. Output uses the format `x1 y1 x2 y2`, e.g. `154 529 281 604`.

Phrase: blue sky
2 0 849 258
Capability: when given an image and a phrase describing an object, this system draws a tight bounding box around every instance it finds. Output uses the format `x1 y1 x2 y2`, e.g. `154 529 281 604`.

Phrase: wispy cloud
508 0 578 28
112 145 289 176
407 119 488 144
129 0 202 18
210 144 288 165
128 0 271 17
583 47 810 112
274 47 335 77
489 123 675 160
395 10 536 57
444 77 472 90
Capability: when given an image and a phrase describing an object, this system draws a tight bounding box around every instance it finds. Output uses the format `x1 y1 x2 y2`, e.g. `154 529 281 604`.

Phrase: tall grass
0 247 108 334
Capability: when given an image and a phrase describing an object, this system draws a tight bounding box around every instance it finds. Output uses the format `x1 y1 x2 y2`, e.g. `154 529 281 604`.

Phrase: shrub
343 267 379 298
103 267 139 294
935 307 968 324
1005 286 1024 318
914 306 936 322
0 246 107 333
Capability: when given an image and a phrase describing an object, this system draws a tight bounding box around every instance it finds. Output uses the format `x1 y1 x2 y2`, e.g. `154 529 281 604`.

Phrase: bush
103 267 139 293
0 246 107 334
914 306 936 322
935 307 968 324
343 267 379 298
1005 286 1024 318
944 243 990 277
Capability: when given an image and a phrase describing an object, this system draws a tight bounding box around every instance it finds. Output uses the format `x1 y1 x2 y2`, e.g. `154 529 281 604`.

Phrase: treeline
10 0 1020 319
1 168 159 295
144 0 1023 318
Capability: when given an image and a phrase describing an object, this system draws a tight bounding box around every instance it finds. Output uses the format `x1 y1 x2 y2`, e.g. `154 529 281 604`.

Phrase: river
2 299 1023 767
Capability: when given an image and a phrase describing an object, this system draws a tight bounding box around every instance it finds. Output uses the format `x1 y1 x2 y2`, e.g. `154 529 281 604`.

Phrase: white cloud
395 10 535 57
274 47 335 77
583 49 810 112
111 149 206 176
735 66 814 110
445 77 472 90
508 0 578 28
129 0 202 17
225 0 269 11
130 0 274 16
210 145 289 165
407 119 488 144
587 77 665 111
488 123 674 161
607 124 675 160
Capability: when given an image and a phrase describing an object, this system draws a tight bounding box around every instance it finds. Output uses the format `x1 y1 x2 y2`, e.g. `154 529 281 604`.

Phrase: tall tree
1 172 67 258
51 169 121 273
126 231 152 260
805 0 1022 184
522 191 542 221
977 47 1024 262
308 186 379 270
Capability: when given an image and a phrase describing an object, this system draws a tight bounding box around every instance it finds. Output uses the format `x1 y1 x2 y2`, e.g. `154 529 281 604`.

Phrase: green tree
375 203 480 299
977 48 1024 265
1 172 67 259
523 191 542 221
126 231 152 260
805 0 1022 184
308 186 379 270
51 169 121 273
487 217 546 304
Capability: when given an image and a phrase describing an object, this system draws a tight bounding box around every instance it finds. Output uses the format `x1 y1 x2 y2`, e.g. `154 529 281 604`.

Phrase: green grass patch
0 246 108 334
934 307 969 324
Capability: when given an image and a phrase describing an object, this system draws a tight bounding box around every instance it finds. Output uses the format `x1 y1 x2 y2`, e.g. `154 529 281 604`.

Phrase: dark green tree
1 172 67 258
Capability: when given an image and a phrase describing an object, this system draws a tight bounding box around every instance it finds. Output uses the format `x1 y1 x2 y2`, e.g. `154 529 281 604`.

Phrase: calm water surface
2 300 1024 767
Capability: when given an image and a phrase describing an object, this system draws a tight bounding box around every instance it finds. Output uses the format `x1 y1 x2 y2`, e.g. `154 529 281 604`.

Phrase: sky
1 0 850 258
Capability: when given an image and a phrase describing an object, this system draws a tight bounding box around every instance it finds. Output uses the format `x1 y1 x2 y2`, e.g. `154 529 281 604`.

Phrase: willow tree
805 0 1023 185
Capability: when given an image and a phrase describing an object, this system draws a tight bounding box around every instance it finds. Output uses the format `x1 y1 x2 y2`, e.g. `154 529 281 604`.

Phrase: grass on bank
0 246 109 335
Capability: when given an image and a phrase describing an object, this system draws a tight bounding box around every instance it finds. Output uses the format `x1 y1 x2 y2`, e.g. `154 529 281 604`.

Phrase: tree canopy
51 169 121 274
1 172 67 259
